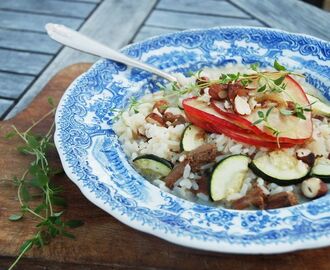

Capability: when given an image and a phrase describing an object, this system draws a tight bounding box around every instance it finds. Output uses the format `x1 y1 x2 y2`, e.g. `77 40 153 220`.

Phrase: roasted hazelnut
172 115 186 127
301 177 328 199
145 113 165 126
233 95 252 115
163 112 177 122
208 83 228 100
227 82 249 103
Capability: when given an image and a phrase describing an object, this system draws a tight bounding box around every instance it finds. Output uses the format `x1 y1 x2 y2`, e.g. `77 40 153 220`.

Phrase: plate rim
54 26 330 254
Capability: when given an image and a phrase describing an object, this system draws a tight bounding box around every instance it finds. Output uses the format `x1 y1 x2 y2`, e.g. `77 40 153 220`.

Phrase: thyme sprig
252 106 282 147
193 60 303 95
110 96 143 120
159 81 201 98
280 102 313 120
4 98 83 270
112 61 309 126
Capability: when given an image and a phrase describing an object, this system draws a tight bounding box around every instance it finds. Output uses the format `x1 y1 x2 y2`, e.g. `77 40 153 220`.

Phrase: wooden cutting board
0 63 329 270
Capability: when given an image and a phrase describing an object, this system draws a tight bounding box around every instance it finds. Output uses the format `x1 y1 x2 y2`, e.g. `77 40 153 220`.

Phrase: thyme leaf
3 99 84 270
274 60 287 71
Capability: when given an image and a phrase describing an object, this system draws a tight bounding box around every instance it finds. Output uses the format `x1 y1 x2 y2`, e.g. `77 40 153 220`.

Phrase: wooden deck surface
0 1 330 269
1 0 330 119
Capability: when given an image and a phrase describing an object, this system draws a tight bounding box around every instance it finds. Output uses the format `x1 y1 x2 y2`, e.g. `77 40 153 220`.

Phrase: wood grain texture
0 10 83 32
0 49 51 75
0 63 330 270
231 0 330 41
6 0 157 119
145 9 264 29
0 29 61 54
62 0 101 3
0 0 96 18
0 73 34 99
157 0 251 18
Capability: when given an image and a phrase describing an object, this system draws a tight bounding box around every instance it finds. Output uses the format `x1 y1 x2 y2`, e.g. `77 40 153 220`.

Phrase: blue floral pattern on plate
54 27 330 253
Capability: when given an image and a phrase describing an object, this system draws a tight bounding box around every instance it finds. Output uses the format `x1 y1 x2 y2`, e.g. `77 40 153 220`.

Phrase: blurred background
0 0 329 120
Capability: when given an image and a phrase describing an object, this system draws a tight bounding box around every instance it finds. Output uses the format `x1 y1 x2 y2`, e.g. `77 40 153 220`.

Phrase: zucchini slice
249 151 310 185
133 154 173 180
311 157 330 183
210 155 250 201
306 94 330 117
180 124 206 151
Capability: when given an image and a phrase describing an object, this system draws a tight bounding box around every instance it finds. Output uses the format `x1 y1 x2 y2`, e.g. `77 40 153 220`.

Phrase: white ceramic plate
55 27 330 254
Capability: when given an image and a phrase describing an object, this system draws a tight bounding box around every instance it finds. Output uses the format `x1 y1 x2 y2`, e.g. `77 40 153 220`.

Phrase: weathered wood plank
0 10 83 32
145 10 264 29
0 0 96 18
0 73 35 99
133 26 182 42
0 49 51 76
6 0 157 119
157 0 250 18
0 99 13 117
60 0 101 3
0 29 61 54
231 0 330 41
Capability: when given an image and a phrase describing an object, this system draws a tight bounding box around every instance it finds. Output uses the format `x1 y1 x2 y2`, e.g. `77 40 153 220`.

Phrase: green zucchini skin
310 174 330 183
180 124 205 152
210 154 250 201
180 124 190 151
248 162 309 186
133 154 174 180
133 154 173 169
310 158 330 183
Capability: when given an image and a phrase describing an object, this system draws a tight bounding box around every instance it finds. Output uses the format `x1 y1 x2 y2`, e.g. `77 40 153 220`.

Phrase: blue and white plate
54 27 330 254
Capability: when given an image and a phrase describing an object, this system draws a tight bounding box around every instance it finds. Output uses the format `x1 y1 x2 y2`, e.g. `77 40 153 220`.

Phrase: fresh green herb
128 96 141 113
293 103 312 120
273 76 286 86
4 100 83 270
252 106 282 146
109 96 143 120
189 60 309 121
192 60 303 96
252 107 272 126
273 60 287 71
257 84 267 93
158 104 169 111
279 102 312 120
250 62 260 71
187 69 203 78
161 81 200 100
218 72 242 84
112 61 308 124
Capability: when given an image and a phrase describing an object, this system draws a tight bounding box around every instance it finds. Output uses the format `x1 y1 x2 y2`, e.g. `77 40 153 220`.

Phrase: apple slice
183 98 253 134
212 75 312 143
246 75 312 140
183 98 295 149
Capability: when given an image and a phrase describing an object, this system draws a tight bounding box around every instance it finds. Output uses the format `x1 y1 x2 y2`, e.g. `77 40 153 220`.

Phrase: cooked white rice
113 65 330 207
